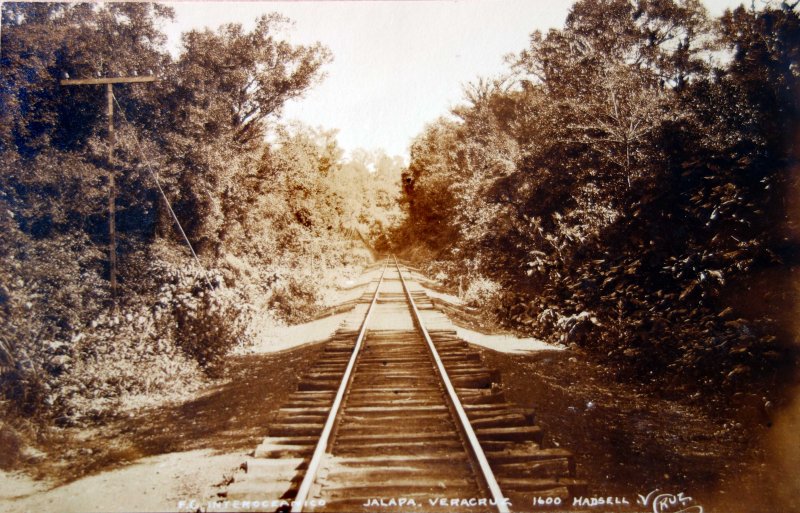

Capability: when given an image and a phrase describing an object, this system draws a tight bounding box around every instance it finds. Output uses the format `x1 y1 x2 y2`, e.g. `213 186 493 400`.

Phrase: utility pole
60 75 156 308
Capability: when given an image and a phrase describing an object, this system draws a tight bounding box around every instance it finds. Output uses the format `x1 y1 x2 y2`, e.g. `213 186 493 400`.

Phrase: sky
164 0 749 159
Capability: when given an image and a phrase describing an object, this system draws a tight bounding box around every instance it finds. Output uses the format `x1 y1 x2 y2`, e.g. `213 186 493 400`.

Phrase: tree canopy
397 0 800 402
0 2 401 423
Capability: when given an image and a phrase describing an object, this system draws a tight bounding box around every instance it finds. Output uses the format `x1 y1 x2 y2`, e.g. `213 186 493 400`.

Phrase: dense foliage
398 0 799 403
0 2 403 433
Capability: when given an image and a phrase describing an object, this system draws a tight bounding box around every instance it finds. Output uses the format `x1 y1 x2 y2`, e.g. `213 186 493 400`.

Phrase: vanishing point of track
222 258 585 512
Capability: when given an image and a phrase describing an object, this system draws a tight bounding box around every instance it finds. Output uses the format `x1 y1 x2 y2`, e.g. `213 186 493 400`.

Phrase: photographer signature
637 489 704 513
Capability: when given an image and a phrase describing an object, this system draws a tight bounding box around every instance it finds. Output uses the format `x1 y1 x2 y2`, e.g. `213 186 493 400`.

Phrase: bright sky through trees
166 0 749 159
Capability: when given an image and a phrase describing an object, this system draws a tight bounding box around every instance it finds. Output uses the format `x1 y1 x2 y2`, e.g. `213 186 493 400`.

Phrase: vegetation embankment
0 3 403 468
395 0 800 412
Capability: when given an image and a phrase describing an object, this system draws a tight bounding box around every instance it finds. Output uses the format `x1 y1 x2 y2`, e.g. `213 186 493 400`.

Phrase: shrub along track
220 259 584 512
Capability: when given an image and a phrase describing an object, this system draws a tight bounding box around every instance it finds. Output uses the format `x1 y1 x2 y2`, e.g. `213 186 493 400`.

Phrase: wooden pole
61 76 156 86
60 75 156 309
106 83 117 305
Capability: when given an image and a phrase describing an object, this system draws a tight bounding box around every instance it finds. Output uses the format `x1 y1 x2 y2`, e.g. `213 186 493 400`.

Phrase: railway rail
221 258 585 512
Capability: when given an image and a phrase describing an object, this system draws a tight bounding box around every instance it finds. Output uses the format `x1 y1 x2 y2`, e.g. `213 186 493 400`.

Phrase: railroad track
221 259 585 512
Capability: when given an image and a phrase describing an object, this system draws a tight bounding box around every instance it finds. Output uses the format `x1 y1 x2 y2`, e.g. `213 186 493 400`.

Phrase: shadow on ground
33 342 325 484
480 347 796 513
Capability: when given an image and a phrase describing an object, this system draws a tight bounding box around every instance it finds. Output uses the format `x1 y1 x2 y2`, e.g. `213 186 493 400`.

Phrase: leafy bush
151 262 252 375
462 275 503 308
49 307 204 425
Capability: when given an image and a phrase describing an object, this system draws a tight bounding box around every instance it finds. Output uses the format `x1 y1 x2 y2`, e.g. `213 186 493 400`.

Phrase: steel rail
394 256 511 513
291 261 389 513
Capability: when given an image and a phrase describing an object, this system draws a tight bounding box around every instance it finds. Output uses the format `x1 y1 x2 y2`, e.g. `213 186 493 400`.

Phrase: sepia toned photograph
1 1 798 512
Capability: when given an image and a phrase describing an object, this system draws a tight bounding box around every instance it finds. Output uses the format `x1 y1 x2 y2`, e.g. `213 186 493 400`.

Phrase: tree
168 14 331 148
397 0 799 402
0 4 345 421
334 148 404 250
402 119 463 254
159 14 332 256
1 3 173 155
